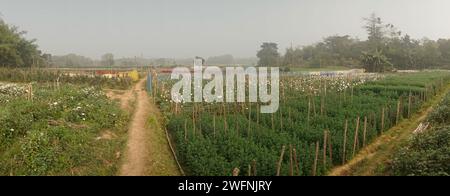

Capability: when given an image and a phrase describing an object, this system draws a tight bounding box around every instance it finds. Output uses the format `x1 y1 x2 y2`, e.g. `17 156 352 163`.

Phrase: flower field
155 71 450 176
0 68 134 90
0 83 129 175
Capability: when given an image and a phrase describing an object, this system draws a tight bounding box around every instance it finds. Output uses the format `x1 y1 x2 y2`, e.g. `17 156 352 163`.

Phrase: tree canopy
0 19 46 67
257 42 280 67
272 13 450 71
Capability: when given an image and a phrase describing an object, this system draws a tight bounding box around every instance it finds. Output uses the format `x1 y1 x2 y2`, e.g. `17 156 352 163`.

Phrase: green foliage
391 92 450 176
391 127 450 176
0 84 128 175
361 49 393 73
159 72 450 176
257 43 280 67
0 20 46 67
280 14 450 71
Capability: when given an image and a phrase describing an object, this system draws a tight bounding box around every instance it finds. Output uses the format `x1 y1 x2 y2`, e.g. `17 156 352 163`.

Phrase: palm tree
362 49 393 72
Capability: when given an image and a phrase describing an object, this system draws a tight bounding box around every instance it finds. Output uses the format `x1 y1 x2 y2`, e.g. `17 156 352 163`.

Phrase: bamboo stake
213 115 216 138
312 141 319 176
271 113 275 131
256 103 260 125
342 120 348 165
312 96 316 117
247 104 251 137
328 131 333 163
320 96 324 116
293 148 300 176
408 92 412 118
289 145 294 176
198 105 202 136
192 105 196 138
224 104 228 133
252 160 257 176
363 116 368 147
396 99 401 125
323 130 328 169
276 145 286 176
351 85 354 103
280 107 283 131
381 107 385 133
307 96 311 124
288 108 292 125
232 168 240 176
352 117 360 157
184 119 188 142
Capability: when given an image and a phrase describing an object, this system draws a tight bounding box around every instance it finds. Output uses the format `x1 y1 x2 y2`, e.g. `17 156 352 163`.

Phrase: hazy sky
1 0 449 59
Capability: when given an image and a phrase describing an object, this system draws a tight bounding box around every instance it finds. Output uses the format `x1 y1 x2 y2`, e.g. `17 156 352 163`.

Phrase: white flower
10 128 14 132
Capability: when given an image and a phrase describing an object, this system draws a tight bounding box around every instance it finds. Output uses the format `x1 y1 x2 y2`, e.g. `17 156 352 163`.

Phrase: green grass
144 115 181 176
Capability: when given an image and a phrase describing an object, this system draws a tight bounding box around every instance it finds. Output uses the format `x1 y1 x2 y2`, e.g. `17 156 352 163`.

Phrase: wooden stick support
232 168 240 176
352 117 360 157
381 107 385 133
293 148 300 176
396 99 401 125
408 93 412 118
312 141 319 176
184 119 188 142
307 96 311 124
289 145 294 176
363 116 368 147
276 145 286 176
252 160 257 176
323 130 328 168
213 115 216 138
342 120 348 165
328 130 333 163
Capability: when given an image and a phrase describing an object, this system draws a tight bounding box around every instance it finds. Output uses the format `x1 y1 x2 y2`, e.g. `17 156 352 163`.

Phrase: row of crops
391 89 450 176
155 71 450 176
0 83 129 175
0 68 134 90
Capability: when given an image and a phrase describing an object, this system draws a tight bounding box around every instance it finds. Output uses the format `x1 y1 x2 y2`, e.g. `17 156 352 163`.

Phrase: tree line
0 19 50 67
257 14 450 72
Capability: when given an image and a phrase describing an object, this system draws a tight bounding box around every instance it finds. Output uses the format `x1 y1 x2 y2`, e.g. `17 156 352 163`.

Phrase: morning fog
171 59 279 113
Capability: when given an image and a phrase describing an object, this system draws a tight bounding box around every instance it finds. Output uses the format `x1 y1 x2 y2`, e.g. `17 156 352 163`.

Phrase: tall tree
0 19 43 67
101 53 115 67
257 42 280 67
364 13 386 51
